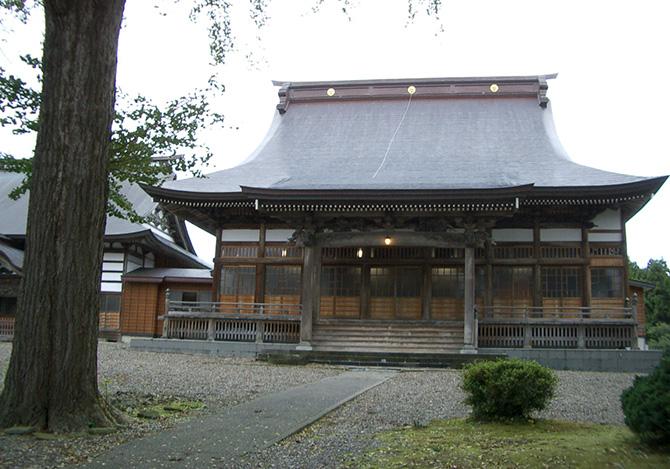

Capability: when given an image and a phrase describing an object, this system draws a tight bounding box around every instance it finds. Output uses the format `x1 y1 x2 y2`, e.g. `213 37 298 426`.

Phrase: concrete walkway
83 369 396 468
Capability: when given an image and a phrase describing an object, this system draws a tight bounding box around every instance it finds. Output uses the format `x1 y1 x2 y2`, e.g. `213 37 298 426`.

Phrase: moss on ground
135 399 204 419
349 419 670 468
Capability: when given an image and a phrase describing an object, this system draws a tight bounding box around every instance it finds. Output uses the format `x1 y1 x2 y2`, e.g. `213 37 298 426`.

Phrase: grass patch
349 419 670 468
135 399 205 419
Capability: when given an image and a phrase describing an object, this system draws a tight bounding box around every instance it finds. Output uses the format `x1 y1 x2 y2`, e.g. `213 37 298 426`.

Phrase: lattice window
493 245 534 259
432 267 464 299
320 266 361 318
493 266 533 308
541 245 581 259
370 266 422 319
542 267 582 298
265 245 303 258
220 266 256 304
265 265 302 311
431 267 463 320
220 245 258 258
322 247 361 260
433 248 464 259
589 244 623 257
371 247 425 259
100 293 121 313
591 268 623 298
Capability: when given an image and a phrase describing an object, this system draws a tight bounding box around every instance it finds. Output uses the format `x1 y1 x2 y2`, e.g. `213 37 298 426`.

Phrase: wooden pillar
255 224 267 303
582 226 592 309
422 261 432 320
299 244 320 348
533 220 542 308
361 263 371 319
212 228 222 306
162 288 171 338
485 234 493 316
462 246 476 352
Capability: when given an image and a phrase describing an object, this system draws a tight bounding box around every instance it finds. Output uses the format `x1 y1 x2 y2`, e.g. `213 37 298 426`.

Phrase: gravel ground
240 368 638 468
0 342 640 469
0 341 340 469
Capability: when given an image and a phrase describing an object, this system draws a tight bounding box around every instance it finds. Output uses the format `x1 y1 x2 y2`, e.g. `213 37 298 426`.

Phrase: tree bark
0 0 126 432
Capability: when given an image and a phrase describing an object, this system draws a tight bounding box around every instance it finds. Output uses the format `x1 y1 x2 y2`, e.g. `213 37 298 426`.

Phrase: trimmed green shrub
462 358 558 420
621 351 670 446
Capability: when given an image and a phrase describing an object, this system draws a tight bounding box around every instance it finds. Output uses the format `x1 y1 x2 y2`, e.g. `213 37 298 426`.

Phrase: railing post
473 305 479 349
577 325 586 349
162 288 171 338
207 319 215 341
631 293 639 350
256 320 265 344
523 308 532 348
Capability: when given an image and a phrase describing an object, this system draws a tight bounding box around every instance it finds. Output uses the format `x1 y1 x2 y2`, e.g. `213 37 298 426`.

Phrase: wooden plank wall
120 282 159 336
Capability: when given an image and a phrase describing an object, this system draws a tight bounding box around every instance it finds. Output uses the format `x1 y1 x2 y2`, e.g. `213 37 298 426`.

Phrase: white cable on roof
372 93 413 179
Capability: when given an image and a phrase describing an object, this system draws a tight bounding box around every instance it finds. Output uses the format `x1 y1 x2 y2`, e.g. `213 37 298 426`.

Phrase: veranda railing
478 295 639 350
161 293 301 344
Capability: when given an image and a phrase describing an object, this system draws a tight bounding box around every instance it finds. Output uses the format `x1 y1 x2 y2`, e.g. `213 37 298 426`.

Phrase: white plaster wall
103 252 124 262
589 232 623 242
101 282 122 293
591 208 622 230
265 229 295 242
491 229 533 242
221 229 260 242
540 228 582 242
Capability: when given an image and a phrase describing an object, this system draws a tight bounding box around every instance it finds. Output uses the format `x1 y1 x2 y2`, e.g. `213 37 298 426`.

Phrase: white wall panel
589 232 622 242
100 282 122 293
101 272 122 282
540 228 581 242
221 229 259 242
491 229 533 242
591 209 621 230
265 229 295 242
103 252 124 262
102 261 124 272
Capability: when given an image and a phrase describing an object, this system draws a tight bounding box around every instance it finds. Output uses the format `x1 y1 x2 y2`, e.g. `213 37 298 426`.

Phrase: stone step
312 337 464 346
259 350 504 368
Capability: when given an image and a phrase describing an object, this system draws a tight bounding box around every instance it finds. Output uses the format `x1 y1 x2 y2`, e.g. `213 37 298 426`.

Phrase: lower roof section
123 267 212 284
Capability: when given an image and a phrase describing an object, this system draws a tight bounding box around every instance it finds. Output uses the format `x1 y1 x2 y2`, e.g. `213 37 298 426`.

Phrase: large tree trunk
0 0 126 432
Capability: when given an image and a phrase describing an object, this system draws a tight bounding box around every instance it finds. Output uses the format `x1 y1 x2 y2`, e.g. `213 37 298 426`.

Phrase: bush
462 358 558 420
621 351 670 445
647 322 670 351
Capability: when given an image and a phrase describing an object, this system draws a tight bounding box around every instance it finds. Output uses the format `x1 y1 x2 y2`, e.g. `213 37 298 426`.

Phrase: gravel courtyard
0 342 639 468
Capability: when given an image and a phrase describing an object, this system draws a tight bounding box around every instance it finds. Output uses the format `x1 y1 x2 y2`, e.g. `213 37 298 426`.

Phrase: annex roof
0 171 210 269
123 267 212 283
151 75 666 197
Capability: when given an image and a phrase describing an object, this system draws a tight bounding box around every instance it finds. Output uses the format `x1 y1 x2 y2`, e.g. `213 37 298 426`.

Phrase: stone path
83 369 396 468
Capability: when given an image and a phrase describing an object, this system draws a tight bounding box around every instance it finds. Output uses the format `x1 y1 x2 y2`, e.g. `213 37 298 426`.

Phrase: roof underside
157 75 664 196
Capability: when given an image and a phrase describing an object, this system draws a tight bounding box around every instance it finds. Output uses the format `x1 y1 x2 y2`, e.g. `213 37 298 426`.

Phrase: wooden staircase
311 320 465 354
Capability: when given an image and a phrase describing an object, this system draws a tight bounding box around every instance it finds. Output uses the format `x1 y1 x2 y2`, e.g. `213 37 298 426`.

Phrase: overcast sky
1 0 668 265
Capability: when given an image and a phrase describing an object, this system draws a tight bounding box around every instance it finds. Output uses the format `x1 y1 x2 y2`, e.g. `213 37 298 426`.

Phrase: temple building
0 172 210 341
143 75 666 354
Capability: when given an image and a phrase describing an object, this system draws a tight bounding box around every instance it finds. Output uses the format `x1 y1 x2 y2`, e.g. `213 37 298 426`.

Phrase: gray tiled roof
0 239 24 271
159 85 654 194
0 171 155 236
0 171 211 269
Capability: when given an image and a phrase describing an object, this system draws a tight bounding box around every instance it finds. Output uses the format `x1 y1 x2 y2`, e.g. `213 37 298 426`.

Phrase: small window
591 268 623 298
100 293 121 313
0 297 17 316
